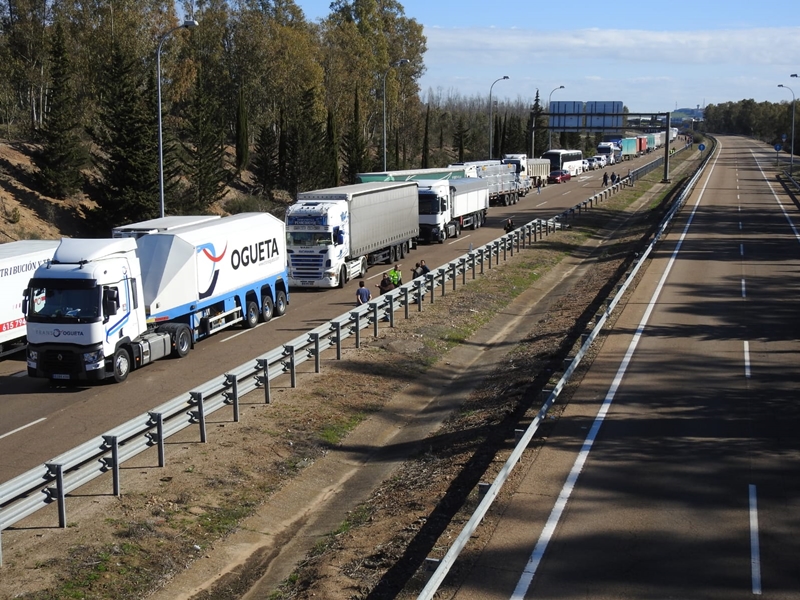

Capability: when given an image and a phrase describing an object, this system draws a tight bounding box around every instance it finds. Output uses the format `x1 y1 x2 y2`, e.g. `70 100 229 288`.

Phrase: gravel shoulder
0 152 700 600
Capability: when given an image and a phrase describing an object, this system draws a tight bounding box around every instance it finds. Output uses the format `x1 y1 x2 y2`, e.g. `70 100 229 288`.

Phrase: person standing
376 273 394 295
537 177 542 194
602 172 609 187
356 280 371 305
388 264 402 286
419 260 431 276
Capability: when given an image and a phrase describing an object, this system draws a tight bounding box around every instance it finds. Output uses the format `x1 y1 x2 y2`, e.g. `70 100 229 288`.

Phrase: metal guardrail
0 149 684 566
417 139 710 598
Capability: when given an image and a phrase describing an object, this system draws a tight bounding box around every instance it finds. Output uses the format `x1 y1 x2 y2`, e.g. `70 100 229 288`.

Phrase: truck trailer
417 178 489 243
620 137 638 160
450 160 518 206
0 240 59 358
356 166 475 183
24 213 289 383
111 215 220 239
285 181 419 288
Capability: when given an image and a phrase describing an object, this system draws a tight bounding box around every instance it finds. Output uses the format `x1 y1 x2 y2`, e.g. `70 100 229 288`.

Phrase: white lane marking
535 201 547 207
752 152 800 242
739 222 742 230
742 279 746 298
222 322 266 342
744 341 751 379
12 370 28 378
563 190 572 195
511 136 722 600
750 484 762 595
740 243 744 257
0 417 46 440
449 234 470 245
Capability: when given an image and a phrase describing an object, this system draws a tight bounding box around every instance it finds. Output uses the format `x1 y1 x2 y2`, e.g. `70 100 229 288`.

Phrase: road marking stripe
740 243 744 257
744 341 751 379
752 152 800 242
222 322 266 342
0 417 46 441
742 279 746 298
750 484 762 595
511 138 721 599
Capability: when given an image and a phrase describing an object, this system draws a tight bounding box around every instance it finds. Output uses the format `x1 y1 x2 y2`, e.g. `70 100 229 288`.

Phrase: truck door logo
197 243 227 299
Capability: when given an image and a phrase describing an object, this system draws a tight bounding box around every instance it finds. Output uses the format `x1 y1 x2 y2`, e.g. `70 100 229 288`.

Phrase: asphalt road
450 136 800 599
0 149 669 484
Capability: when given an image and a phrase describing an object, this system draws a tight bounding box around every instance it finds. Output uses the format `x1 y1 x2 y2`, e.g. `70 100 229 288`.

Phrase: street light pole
779 83 795 174
382 58 409 171
488 76 509 159
157 18 198 219
548 85 565 150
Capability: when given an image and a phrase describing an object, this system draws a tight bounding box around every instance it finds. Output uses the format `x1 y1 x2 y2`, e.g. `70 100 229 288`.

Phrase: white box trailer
24 213 289 382
0 240 59 357
112 215 220 239
285 181 419 288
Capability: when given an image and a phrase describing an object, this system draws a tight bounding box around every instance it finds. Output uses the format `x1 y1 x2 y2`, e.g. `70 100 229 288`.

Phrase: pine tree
340 87 368 184
235 86 250 175
90 41 159 231
252 122 280 194
34 22 87 199
421 103 429 168
453 116 468 163
179 68 230 213
325 108 339 188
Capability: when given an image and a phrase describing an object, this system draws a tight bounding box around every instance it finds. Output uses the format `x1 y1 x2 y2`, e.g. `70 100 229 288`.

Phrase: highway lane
449 136 800 599
0 149 667 484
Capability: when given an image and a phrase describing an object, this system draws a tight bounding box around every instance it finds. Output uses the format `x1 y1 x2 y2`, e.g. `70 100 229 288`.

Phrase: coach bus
541 149 584 176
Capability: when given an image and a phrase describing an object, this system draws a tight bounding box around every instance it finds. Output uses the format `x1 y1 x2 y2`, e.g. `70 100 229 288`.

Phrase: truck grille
41 350 82 374
289 255 325 279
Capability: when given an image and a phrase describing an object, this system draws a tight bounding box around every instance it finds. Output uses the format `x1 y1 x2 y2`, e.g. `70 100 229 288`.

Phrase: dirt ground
0 143 699 600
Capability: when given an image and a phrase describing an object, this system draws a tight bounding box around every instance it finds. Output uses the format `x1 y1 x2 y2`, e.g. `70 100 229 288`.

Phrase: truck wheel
275 291 287 316
338 266 347 288
398 243 405 259
244 300 259 328
113 348 131 383
454 223 461 237
261 296 274 322
359 258 367 278
174 325 191 358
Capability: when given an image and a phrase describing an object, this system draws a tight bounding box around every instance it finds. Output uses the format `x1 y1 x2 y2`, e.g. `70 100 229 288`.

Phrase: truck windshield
27 281 101 322
418 196 442 215
286 231 332 247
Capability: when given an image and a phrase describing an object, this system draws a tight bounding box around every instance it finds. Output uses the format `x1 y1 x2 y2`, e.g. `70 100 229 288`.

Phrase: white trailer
112 215 220 239
418 178 489 243
285 181 419 288
24 213 289 382
450 160 519 206
0 240 59 358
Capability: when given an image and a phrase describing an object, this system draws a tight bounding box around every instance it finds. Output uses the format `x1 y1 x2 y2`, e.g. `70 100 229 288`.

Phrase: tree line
702 98 797 154
0 0 586 234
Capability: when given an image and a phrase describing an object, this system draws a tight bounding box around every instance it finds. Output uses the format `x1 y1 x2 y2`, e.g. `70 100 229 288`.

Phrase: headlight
83 349 104 364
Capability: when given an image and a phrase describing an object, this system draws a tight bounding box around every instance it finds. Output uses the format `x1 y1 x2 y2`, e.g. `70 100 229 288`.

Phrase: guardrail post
403 286 411 317
285 345 297 388
332 321 342 360
309 334 321 373
369 302 379 337
439 268 446 297
350 312 361 348
255 358 271 403
387 294 395 327
478 248 485 274
102 435 121 496
426 274 435 305
451 263 457 291
46 463 67 528
460 258 467 285
486 245 492 269
223 374 240 422
148 411 166 466
189 391 207 443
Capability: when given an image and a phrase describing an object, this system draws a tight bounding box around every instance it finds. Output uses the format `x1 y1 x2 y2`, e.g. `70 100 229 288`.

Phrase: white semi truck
0 240 60 358
417 178 489 243
502 154 551 193
23 213 289 382
285 181 419 288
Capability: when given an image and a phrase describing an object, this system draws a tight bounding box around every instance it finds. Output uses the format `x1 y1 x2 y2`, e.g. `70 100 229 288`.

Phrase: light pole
157 18 198 218
548 85 565 150
779 83 795 173
382 58 409 171
488 76 509 159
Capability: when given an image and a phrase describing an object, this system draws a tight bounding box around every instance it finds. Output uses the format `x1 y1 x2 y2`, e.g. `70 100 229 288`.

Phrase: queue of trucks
4 152 564 379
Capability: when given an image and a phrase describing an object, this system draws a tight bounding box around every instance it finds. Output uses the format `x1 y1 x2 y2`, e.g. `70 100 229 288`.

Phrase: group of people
356 260 432 305
601 171 620 187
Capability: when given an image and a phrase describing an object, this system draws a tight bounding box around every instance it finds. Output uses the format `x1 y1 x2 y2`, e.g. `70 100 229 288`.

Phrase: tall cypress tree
252 121 280 194
340 87 368 184
421 103 430 168
235 86 249 175
325 108 339 188
35 22 86 199
90 41 159 231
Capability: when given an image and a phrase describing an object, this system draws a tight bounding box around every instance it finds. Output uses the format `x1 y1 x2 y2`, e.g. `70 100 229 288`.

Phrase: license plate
52 374 70 380
300 281 313 286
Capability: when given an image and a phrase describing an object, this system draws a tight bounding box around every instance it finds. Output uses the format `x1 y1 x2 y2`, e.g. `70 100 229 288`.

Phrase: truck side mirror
103 288 119 316
22 289 29 315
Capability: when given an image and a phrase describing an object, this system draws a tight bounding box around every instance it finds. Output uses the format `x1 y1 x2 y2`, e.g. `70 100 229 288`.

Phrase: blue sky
297 0 800 113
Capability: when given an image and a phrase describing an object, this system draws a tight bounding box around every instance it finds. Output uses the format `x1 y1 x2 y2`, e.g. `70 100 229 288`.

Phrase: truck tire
275 290 287 316
398 243 405 259
338 266 347 288
174 325 191 358
244 300 259 328
261 295 274 322
359 258 367 278
113 348 131 383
